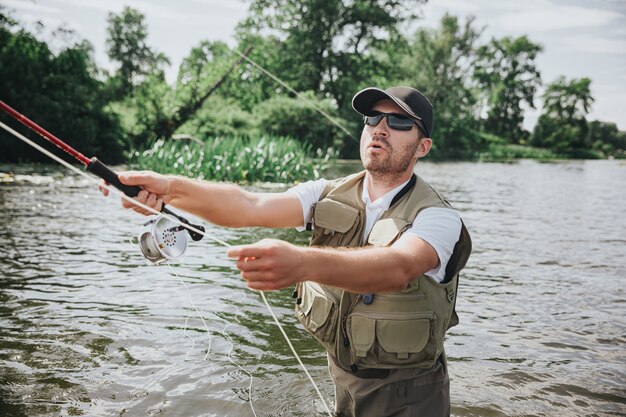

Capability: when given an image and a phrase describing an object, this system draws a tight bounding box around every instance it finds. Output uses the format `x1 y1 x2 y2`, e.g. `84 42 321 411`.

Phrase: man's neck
364 170 414 201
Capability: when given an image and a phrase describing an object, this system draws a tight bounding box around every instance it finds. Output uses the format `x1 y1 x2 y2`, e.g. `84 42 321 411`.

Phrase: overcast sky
4 0 626 130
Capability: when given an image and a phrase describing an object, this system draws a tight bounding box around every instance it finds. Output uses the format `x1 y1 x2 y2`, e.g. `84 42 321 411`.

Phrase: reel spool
134 215 188 264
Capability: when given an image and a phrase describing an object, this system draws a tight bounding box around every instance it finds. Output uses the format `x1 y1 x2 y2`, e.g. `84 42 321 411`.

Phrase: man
102 86 471 417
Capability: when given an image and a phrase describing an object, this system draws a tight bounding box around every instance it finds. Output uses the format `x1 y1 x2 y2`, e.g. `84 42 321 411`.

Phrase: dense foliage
0 13 124 163
2 2 624 172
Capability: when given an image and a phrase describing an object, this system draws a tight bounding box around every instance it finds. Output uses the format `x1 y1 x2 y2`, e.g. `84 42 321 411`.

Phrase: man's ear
417 138 432 157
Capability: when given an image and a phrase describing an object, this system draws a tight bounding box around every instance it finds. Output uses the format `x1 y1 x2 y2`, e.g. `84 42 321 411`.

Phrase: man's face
359 99 428 180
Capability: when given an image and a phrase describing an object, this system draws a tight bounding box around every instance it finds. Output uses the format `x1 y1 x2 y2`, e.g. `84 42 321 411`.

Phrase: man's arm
166 176 304 228
227 234 439 293
100 171 304 228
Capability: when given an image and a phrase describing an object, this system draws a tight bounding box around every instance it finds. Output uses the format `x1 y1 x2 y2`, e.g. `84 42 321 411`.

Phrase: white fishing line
1 120 334 417
233 49 357 144
168 264 212 361
182 314 196 360
214 298 258 417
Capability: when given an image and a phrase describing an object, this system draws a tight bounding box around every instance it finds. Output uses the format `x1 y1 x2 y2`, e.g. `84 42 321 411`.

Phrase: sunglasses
363 112 423 133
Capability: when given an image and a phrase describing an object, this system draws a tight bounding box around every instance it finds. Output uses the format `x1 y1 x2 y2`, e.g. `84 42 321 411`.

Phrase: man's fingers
236 256 273 272
227 245 266 259
242 273 292 291
98 180 110 196
118 171 149 186
146 192 157 209
120 190 162 216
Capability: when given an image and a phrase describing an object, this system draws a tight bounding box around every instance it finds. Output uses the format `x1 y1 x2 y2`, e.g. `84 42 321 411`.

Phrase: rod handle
87 157 205 241
86 157 142 197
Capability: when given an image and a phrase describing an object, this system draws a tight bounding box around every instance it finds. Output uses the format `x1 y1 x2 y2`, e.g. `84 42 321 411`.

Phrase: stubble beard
362 139 420 184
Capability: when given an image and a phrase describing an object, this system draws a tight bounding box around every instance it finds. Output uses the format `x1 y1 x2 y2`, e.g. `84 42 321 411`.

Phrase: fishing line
214 292 258 417
168 264 212 361
233 48 358 144
167 265 259 417
0 120 334 417
182 315 196 360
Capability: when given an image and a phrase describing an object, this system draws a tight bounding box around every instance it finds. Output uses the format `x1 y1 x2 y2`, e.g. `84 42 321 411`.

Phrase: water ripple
1 161 625 416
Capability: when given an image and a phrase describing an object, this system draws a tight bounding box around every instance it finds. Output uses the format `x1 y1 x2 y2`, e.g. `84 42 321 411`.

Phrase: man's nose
372 118 390 137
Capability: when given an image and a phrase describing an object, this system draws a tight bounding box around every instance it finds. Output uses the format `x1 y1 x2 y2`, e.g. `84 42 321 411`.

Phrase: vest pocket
295 282 340 352
347 311 436 368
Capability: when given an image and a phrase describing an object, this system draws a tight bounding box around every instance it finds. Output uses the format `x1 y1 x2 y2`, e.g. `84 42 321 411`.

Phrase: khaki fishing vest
294 171 471 372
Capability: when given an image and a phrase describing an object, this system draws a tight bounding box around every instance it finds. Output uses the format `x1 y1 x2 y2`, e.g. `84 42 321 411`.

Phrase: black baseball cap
352 86 434 137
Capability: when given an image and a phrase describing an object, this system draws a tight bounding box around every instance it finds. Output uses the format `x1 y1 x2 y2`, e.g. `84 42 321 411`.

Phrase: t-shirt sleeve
285 178 327 231
394 207 462 283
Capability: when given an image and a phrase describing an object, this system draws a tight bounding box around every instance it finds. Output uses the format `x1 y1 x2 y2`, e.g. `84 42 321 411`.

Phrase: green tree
474 36 543 143
238 0 428 145
125 73 173 145
224 32 294 111
0 15 124 163
587 120 626 155
105 6 170 98
531 77 594 151
388 14 483 159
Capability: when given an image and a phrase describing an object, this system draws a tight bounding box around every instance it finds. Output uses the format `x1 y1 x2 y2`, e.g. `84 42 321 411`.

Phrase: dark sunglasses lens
387 115 415 131
364 114 384 126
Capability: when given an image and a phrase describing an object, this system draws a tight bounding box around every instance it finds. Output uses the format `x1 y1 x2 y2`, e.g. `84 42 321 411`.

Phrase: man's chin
363 160 389 174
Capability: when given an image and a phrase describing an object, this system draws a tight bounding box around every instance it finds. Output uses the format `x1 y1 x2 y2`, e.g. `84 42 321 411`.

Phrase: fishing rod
0 100 205 259
0 100 334 416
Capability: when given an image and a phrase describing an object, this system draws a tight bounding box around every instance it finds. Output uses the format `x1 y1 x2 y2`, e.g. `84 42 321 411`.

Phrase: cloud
429 0 624 33
559 34 626 55
2 0 62 14
50 0 206 22
188 0 248 11
588 90 626 128
494 5 622 33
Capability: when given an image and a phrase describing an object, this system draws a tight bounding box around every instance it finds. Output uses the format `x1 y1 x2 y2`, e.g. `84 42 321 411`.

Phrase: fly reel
133 215 188 264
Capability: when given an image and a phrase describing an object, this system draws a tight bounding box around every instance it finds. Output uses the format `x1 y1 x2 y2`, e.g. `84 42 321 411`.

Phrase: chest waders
294 171 471 372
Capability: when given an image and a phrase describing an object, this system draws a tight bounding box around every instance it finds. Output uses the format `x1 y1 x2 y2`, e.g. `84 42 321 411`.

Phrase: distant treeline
1 1 625 167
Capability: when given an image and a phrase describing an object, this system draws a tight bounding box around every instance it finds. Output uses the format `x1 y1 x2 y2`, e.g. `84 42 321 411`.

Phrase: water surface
1 160 625 416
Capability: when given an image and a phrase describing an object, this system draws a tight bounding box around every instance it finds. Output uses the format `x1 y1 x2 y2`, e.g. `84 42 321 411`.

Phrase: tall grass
128 135 332 183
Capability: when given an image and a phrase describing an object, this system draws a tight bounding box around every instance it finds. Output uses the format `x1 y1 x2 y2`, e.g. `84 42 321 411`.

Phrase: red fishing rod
0 100 204 241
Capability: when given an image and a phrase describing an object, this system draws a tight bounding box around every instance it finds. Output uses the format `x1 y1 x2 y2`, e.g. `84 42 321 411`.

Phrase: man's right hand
99 170 172 216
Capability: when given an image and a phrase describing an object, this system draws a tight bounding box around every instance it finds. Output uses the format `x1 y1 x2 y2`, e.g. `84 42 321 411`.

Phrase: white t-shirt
286 177 462 283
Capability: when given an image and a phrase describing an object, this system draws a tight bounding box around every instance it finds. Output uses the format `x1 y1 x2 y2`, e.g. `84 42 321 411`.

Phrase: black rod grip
86 157 142 197
88 157 205 241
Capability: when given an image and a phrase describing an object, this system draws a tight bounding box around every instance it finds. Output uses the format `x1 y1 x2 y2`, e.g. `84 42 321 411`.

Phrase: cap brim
352 87 421 121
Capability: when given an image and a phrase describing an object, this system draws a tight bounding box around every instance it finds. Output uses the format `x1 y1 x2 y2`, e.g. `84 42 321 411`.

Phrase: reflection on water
1 160 625 416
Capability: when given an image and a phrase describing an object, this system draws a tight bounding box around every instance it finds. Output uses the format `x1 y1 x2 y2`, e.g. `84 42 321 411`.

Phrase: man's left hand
227 239 306 291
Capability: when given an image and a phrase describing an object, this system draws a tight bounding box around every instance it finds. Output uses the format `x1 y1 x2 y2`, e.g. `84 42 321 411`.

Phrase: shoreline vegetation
129 136 333 182
2 147 622 188
1 3 625 182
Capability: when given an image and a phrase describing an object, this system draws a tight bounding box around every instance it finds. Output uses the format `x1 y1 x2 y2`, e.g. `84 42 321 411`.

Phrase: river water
0 160 625 417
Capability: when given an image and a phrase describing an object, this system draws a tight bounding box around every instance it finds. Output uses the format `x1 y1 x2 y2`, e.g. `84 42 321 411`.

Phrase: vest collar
361 175 412 211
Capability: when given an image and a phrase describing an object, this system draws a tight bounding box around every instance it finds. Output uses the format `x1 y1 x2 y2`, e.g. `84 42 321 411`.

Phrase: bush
176 96 258 140
477 143 562 161
253 92 345 150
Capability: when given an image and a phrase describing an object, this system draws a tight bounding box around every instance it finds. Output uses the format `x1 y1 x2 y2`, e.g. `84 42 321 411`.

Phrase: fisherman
102 86 471 417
